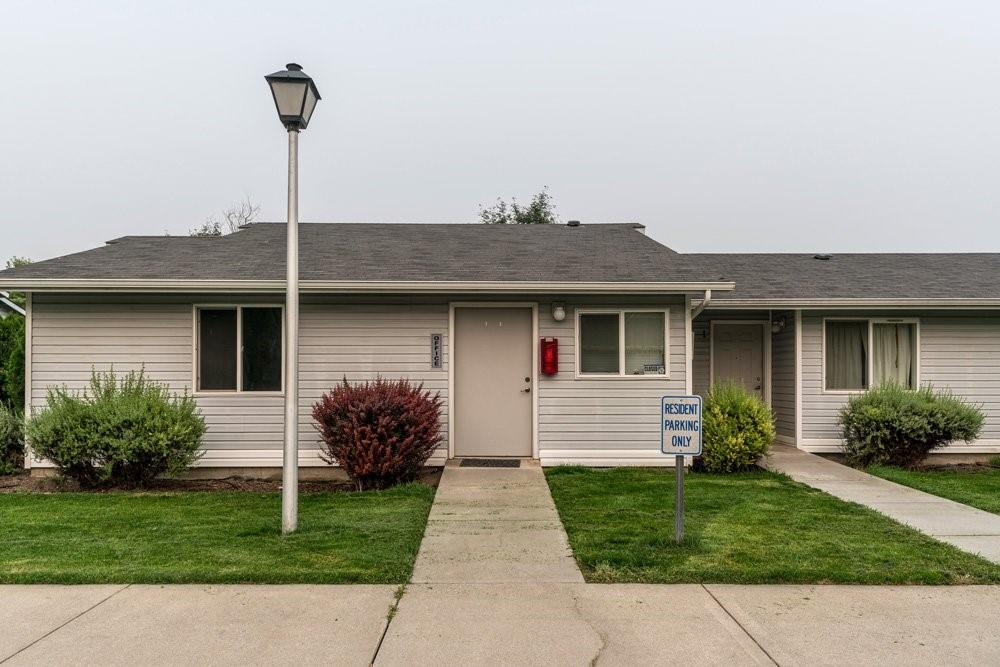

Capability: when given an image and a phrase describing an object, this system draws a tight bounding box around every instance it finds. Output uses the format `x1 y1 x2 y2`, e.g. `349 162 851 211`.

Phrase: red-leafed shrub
312 377 443 490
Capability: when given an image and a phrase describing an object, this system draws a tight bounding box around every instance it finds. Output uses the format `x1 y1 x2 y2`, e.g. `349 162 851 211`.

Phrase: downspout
690 289 712 319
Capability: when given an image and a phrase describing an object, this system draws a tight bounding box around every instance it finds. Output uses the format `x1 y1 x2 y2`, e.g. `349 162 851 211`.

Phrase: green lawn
0 484 435 584
545 466 1000 584
868 465 1000 515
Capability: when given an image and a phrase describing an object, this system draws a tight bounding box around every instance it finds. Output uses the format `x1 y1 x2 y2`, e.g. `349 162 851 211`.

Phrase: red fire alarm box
540 337 558 375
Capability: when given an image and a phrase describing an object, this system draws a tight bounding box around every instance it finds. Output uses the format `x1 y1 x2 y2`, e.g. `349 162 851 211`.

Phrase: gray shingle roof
688 253 1000 302
0 222 712 284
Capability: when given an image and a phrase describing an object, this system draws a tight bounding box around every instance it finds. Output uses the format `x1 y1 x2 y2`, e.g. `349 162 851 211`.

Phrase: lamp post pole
266 62 319 535
282 127 299 535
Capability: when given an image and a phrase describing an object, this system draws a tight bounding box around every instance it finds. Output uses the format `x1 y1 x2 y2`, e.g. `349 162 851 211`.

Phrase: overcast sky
3 1 999 262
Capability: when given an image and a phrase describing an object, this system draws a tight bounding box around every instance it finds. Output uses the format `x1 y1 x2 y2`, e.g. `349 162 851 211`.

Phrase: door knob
521 387 531 393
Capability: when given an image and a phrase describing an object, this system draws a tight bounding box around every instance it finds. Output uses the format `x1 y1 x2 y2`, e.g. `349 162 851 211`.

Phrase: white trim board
798 439 1000 454
539 448 683 467
28 448 450 469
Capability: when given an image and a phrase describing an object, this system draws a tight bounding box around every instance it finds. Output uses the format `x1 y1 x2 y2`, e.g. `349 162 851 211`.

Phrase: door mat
459 459 521 468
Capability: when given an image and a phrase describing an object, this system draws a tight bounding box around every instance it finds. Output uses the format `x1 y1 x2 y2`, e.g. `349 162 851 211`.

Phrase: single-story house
2 221 999 472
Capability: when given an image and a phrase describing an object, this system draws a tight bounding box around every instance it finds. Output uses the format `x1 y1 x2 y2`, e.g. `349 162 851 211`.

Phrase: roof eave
0 278 736 295
706 298 1000 309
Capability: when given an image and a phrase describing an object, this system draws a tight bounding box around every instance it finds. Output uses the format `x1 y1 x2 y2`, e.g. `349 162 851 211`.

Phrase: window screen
198 309 237 391
825 321 868 390
242 307 282 391
624 312 665 375
580 313 620 374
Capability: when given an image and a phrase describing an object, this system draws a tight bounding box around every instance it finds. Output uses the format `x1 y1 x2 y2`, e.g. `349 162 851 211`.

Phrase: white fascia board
706 298 1000 310
0 278 735 294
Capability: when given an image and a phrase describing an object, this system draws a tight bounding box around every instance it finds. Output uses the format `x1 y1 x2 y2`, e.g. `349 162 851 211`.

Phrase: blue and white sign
660 395 703 455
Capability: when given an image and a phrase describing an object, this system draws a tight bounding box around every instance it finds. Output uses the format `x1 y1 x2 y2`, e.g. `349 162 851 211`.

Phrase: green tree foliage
479 188 558 224
0 315 24 411
0 403 24 475
4 257 30 307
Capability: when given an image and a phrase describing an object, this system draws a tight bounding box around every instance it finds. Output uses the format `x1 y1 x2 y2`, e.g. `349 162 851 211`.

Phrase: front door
454 307 533 457
713 323 765 399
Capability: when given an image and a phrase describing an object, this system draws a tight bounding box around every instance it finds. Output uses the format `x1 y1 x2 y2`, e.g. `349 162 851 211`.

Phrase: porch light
265 63 321 130
551 303 566 322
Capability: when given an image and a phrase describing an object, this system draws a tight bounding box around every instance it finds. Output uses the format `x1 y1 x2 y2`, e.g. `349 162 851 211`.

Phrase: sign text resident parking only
660 395 702 455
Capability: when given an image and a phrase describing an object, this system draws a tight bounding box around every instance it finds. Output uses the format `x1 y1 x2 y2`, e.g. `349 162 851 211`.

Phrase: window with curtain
825 319 918 391
198 306 283 392
578 310 668 376
825 320 868 390
624 312 665 375
872 323 916 388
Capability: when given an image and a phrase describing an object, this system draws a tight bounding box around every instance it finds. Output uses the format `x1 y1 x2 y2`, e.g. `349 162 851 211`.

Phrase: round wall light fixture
552 303 567 322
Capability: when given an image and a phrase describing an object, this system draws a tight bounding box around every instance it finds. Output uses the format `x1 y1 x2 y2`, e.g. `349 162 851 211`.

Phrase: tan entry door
713 323 765 398
454 307 533 457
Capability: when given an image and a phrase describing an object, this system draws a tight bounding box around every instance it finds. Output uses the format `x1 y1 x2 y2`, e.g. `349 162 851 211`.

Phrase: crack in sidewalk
370 584 406 666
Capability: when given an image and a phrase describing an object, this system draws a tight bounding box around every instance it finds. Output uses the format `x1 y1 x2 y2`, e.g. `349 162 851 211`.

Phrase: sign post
660 395 702 544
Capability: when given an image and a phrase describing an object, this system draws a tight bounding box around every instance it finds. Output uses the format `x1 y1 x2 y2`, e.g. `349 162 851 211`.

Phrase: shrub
26 369 205 488
0 403 23 475
0 315 25 410
694 382 775 473
839 383 984 468
312 377 443 490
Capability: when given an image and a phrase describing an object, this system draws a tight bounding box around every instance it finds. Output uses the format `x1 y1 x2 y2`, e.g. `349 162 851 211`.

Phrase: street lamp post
265 63 321 535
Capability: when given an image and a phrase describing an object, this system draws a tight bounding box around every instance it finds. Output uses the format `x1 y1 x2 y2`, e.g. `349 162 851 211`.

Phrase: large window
197 306 283 392
577 309 668 377
824 319 918 391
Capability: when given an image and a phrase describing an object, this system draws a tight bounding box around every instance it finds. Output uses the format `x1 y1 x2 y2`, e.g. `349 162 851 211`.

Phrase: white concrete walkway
410 462 584 584
764 444 1000 563
6 584 1000 665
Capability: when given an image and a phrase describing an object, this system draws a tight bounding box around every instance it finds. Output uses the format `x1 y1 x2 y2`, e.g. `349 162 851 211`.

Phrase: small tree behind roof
480 188 557 224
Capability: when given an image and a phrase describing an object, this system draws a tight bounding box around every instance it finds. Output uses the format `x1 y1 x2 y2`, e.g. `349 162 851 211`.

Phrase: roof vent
567 220 581 227
813 253 832 261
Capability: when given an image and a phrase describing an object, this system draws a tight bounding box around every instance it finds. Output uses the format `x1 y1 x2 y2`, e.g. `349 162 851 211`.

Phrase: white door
712 323 765 399
454 307 533 457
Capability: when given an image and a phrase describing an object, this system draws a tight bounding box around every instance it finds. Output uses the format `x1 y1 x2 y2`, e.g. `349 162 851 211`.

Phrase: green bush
839 383 984 468
26 370 206 488
0 315 25 410
0 403 23 475
694 382 775 473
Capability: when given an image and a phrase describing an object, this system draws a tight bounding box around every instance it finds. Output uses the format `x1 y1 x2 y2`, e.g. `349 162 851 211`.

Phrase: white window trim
192 304 285 396
821 317 920 394
575 307 670 379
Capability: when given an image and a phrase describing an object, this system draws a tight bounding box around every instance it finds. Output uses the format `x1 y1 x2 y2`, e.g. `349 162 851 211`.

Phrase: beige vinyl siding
297 304 449 464
801 311 1000 450
29 298 450 467
771 311 795 438
537 299 687 465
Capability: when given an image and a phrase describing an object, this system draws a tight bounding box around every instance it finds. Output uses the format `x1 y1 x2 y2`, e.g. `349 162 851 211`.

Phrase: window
577 309 668 377
197 306 283 392
824 319 917 391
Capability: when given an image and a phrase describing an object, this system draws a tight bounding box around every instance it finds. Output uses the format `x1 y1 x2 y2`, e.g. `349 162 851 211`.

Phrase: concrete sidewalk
764 445 1000 563
4 584 1000 665
410 463 584 584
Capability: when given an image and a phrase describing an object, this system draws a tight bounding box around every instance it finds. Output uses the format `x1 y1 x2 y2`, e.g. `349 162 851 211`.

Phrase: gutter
0 278 736 294
690 289 712 318
705 298 1000 309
